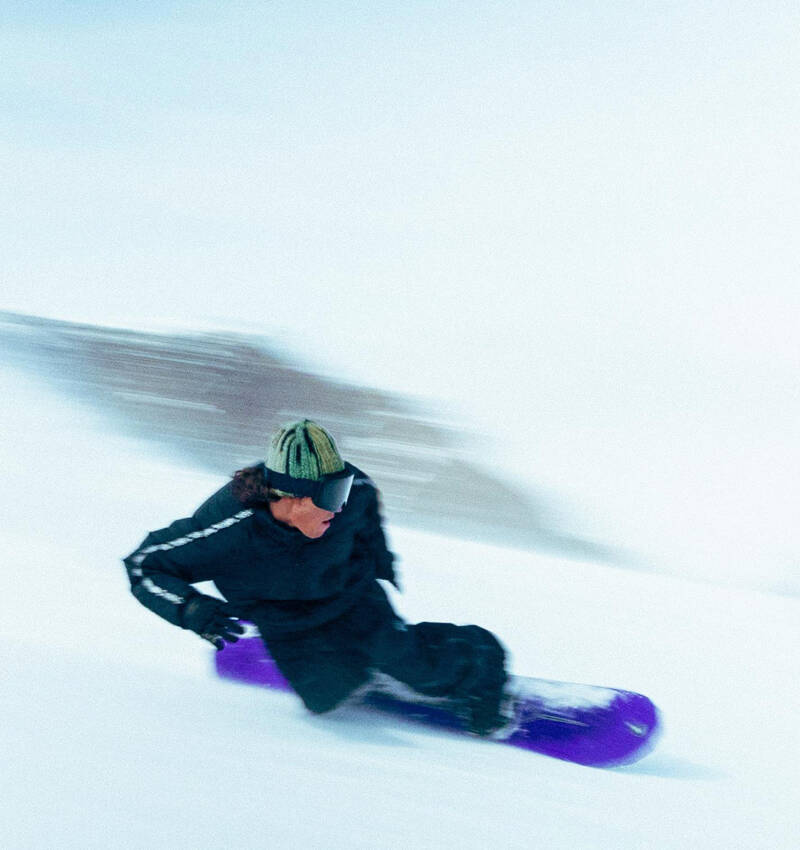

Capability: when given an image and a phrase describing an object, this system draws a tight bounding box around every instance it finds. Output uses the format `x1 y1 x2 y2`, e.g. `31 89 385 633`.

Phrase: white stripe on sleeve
130 509 254 569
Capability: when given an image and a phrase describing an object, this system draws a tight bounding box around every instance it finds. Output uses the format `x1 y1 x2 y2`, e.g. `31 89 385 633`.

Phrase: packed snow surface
2 4 799 846
2 367 798 850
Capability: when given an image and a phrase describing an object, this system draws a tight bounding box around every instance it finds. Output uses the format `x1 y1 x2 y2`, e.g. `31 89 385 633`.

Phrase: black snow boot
462 682 519 737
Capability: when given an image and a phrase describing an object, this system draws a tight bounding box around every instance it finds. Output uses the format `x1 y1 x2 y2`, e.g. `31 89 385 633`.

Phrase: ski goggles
266 463 355 513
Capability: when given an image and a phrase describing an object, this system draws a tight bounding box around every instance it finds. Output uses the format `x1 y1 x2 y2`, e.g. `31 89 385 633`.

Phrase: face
285 497 336 539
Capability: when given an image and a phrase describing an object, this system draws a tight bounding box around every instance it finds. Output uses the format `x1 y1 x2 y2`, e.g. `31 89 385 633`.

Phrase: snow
2 3 800 846
1 364 798 850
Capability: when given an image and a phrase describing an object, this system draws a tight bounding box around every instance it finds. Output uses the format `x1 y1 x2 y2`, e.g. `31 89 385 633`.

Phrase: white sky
2 1 799 589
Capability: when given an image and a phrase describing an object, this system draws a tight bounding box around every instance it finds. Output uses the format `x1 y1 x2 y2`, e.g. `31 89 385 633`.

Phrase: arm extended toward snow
122 508 253 642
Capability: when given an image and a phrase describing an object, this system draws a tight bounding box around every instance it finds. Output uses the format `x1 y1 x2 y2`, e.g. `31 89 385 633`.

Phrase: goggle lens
311 472 354 512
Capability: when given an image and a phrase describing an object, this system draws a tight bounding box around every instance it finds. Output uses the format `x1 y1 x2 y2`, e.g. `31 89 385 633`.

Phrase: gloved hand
182 596 244 650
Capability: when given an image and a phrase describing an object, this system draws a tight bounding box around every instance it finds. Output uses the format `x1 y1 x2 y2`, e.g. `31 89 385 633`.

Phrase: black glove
182 596 245 650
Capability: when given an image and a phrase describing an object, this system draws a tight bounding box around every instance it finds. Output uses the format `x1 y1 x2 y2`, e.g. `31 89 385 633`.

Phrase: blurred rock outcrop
0 310 624 561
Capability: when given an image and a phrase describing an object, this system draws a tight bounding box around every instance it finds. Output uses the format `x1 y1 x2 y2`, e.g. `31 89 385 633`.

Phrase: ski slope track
1 365 798 849
3 2 800 845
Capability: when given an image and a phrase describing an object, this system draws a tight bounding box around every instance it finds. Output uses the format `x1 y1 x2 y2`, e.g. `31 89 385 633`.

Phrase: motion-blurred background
3 6 800 850
3 1 798 595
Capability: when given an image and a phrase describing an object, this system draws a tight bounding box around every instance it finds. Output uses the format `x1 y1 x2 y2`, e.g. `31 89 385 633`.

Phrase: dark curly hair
231 464 274 506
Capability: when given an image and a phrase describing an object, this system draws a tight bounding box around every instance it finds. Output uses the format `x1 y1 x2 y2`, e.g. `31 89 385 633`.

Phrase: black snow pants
253 582 507 717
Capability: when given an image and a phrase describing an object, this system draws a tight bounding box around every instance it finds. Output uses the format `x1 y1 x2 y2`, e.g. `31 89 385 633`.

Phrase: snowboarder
123 419 509 735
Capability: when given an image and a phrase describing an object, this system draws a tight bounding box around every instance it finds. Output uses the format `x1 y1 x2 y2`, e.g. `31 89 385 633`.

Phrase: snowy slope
2 367 798 850
4 4 799 845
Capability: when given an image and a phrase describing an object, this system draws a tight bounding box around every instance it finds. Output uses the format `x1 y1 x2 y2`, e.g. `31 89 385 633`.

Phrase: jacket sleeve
353 480 397 587
123 506 254 628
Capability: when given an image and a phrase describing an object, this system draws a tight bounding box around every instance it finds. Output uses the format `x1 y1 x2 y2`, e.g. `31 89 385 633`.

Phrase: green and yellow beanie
266 420 345 490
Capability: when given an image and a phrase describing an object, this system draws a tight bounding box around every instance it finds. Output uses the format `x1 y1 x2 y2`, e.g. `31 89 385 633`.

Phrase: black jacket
123 465 396 638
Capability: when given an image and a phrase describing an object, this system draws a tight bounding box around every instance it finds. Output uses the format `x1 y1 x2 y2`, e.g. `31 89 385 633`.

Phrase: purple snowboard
215 630 661 768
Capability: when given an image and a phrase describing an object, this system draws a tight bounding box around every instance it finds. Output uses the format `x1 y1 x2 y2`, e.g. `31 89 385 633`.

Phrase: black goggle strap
265 468 317 498
265 465 354 510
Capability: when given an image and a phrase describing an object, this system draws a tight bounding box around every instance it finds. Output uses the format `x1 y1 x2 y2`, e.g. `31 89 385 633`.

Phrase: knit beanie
266 420 345 491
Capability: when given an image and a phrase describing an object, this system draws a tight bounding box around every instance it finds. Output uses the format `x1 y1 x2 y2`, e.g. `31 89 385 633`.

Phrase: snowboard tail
214 630 661 768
